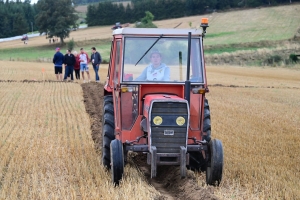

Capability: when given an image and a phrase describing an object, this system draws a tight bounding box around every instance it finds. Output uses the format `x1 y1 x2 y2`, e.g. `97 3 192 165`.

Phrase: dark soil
81 82 104 151
81 82 218 200
131 153 218 200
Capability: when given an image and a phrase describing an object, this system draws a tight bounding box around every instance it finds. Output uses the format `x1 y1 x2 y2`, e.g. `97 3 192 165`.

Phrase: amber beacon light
200 18 209 37
201 18 208 25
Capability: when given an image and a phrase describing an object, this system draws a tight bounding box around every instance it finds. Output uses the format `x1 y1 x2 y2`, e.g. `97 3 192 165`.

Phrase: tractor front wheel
206 139 223 186
110 139 124 185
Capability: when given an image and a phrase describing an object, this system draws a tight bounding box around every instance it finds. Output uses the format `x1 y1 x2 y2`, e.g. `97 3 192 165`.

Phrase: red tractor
21 34 28 41
102 18 223 186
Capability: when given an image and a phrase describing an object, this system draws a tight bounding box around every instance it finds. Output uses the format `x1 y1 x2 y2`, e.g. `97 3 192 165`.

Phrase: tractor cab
102 22 223 186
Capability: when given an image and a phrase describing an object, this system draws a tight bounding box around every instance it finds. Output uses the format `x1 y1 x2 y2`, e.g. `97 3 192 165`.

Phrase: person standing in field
52 47 64 81
79 48 90 83
72 50 81 80
63 49 76 81
90 47 102 82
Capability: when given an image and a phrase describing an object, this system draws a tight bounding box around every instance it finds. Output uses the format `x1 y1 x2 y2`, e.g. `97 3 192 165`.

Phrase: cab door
112 39 122 137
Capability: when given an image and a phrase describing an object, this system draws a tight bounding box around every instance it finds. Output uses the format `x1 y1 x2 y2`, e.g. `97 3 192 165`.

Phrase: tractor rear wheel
110 139 124 185
203 98 211 142
187 98 211 171
102 95 115 169
206 139 223 186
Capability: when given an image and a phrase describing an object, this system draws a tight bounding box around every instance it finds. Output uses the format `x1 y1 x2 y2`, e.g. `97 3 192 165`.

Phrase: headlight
176 116 185 126
153 116 163 125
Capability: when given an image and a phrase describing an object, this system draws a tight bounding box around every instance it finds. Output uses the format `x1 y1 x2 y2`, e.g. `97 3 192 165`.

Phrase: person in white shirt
135 49 170 81
79 48 91 83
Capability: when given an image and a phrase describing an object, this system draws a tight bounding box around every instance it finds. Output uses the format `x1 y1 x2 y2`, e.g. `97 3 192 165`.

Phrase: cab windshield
122 36 204 83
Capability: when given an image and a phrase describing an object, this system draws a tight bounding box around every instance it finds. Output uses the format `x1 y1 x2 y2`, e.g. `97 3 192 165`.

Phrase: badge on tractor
102 18 224 186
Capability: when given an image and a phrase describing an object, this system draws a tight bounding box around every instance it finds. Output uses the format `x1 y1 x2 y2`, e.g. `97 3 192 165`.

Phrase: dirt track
81 83 104 152
81 83 218 200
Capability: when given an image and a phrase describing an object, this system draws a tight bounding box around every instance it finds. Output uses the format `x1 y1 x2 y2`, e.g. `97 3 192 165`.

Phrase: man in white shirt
135 49 170 81
79 48 91 83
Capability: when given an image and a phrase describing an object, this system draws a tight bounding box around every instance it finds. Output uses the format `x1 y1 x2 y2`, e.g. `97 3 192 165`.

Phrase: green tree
116 3 125 23
0 17 12 38
124 4 133 22
86 4 97 26
12 13 28 35
67 38 75 50
136 11 157 28
141 11 154 24
35 0 78 44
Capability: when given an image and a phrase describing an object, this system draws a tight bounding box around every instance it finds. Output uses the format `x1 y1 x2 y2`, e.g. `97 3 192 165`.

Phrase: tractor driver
135 49 170 81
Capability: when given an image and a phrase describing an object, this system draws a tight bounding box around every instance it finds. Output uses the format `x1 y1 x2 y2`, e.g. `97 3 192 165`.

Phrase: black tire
102 95 115 169
206 139 223 186
110 139 124 185
187 98 211 171
203 98 211 142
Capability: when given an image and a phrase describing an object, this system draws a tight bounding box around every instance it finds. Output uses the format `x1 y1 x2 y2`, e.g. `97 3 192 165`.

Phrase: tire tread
102 95 115 169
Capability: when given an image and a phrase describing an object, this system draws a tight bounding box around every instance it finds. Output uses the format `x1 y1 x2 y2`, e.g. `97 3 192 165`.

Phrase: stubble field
0 61 160 199
0 60 299 199
207 66 300 199
0 3 300 199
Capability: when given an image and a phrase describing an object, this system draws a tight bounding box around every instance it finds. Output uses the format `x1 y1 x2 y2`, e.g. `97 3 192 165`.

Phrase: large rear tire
206 139 223 186
188 98 211 171
102 95 115 169
110 139 124 185
203 98 211 142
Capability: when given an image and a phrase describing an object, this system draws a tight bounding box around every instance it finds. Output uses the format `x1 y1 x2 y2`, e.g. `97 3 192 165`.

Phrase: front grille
150 102 188 153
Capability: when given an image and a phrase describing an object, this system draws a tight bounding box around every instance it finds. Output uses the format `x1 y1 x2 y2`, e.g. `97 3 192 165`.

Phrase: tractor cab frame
102 24 223 186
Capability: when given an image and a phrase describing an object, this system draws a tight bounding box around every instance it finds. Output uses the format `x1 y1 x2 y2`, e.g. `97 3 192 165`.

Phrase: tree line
73 0 127 5
86 0 300 26
0 0 77 44
0 0 37 38
0 0 299 39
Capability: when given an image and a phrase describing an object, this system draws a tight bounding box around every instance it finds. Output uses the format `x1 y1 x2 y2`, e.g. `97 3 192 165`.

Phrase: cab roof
112 28 203 36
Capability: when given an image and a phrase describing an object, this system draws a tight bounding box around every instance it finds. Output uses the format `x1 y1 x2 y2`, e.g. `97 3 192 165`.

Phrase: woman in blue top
135 50 170 81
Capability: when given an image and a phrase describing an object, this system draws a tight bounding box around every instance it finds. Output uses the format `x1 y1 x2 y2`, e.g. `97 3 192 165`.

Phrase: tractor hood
143 94 190 155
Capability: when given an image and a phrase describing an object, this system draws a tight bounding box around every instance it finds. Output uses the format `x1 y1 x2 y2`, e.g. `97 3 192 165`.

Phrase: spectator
73 50 81 80
90 47 102 82
79 48 90 83
63 49 76 81
52 47 64 81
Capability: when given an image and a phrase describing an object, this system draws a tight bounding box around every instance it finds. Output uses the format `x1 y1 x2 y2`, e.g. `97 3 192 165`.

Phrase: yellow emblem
176 117 185 126
153 116 163 125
